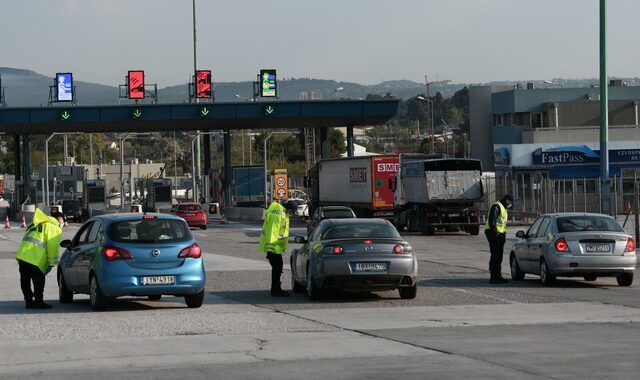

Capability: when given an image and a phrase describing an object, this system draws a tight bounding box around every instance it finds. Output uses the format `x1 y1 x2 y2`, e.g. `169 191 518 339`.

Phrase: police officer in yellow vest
15 208 64 309
259 200 298 297
484 194 514 284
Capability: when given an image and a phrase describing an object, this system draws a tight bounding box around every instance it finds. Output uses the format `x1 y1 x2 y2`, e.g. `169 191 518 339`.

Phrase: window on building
531 112 543 128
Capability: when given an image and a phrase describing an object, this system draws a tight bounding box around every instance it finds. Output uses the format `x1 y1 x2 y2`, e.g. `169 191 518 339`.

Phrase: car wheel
583 275 598 282
184 290 205 308
539 259 556 286
306 269 322 301
290 261 305 293
148 295 162 301
467 225 480 236
616 273 634 287
398 284 417 299
510 253 525 281
58 271 73 304
200 225 207 230
90 275 107 311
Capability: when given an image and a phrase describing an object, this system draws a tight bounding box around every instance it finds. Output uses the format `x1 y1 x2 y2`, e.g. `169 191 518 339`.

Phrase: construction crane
424 75 451 98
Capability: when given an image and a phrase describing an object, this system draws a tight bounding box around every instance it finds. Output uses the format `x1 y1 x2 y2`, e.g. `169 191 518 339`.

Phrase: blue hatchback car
57 213 206 311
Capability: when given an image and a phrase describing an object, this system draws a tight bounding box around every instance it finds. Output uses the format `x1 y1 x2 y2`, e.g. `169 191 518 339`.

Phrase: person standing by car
15 209 64 309
484 194 514 284
259 200 298 297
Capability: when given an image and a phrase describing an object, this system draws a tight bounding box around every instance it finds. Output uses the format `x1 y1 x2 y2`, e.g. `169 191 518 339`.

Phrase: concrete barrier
225 207 265 222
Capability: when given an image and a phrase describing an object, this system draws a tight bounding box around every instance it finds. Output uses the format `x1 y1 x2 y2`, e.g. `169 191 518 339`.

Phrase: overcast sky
1 0 638 87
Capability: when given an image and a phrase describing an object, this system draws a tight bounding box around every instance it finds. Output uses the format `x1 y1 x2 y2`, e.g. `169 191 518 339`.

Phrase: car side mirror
515 230 526 239
60 239 72 248
294 236 307 244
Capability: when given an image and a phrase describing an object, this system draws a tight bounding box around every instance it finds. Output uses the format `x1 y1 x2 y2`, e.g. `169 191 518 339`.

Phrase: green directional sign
132 108 142 120
264 104 276 116
59 110 71 121
200 106 210 118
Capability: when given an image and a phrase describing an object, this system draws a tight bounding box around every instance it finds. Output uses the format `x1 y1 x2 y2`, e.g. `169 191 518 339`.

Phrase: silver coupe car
291 218 417 300
510 213 636 286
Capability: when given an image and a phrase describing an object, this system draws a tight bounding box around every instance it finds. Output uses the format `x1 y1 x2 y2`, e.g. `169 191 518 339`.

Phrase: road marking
287 302 640 330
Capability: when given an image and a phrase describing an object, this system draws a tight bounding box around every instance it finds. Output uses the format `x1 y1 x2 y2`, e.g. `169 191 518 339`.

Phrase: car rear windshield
323 223 400 239
556 216 625 233
108 218 192 243
323 210 355 219
177 204 202 211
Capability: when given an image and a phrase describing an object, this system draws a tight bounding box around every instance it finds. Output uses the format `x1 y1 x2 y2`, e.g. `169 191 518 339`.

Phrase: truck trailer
309 155 399 219
393 156 484 235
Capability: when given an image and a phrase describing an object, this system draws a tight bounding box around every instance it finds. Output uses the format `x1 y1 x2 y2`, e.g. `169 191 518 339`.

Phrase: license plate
141 276 175 285
186 213 195 216
449 213 459 217
353 262 387 272
585 244 610 253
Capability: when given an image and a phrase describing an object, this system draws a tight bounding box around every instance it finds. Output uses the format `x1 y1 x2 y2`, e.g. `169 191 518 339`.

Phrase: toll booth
145 178 172 212
83 180 106 217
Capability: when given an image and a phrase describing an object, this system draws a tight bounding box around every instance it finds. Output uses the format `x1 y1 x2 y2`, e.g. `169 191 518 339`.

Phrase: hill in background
2 67 640 107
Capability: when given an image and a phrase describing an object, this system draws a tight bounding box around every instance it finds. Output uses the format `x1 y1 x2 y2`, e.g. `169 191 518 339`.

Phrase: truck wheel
468 225 480 235
421 220 434 236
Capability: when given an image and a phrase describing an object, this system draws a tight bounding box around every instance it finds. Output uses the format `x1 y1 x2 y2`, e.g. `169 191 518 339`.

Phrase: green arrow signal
264 105 275 115
200 107 210 117
60 111 71 121
132 108 142 119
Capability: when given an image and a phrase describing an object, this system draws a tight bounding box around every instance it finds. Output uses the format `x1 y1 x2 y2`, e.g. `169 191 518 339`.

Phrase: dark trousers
18 260 45 303
266 252 283 291
485 230 506 277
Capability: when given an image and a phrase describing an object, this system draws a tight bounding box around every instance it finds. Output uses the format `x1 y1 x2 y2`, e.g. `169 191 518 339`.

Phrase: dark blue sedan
57 213 206 311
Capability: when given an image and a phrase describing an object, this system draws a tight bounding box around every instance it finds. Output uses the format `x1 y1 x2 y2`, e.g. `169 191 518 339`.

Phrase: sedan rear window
556 216 625 233
323 210 355 219
177 204 202 211
108 219 192 243
324 224 400 239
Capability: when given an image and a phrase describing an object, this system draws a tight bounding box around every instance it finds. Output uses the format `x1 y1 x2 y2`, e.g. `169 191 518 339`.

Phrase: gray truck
393 155 484 235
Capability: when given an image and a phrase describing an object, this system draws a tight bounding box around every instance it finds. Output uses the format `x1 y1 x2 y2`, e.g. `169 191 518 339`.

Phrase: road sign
132 108 142 119
200 106 210 118
196 70 212 99
273 169 288 200
128 70 145 99
59 110 71 121
56 73 73 102
260 69 277 98
264 105 276 116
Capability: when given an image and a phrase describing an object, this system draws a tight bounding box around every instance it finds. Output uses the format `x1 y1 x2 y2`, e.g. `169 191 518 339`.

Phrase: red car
174 203 207 230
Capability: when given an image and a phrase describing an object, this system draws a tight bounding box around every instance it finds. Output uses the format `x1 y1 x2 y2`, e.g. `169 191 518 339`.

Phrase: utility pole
424 75 451 155
599 0 610 214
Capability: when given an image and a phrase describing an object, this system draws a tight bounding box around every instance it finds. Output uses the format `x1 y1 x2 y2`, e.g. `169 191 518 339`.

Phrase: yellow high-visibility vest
484 201 508 233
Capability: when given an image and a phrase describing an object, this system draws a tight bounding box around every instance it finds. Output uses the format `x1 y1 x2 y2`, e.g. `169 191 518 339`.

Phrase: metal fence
481 174 640 218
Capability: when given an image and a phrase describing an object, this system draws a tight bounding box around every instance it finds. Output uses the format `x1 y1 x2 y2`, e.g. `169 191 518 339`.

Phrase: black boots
270 281 290 297
490 275 509 284
31 301 53 309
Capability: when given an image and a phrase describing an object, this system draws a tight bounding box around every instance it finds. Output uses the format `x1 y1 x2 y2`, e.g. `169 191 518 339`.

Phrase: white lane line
288 302 640 330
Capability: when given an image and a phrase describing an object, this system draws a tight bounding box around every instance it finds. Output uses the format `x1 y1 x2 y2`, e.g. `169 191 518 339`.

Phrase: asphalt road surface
0 219 639 379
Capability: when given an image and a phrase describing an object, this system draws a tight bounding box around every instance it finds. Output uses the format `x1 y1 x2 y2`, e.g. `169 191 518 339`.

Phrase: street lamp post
45 132 77 206
119 133 131 211
417 96 435 153
263 133 273 208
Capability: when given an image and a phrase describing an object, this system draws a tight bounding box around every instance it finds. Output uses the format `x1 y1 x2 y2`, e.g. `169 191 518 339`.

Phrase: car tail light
393 244 413 254
363 240 373 244
142 215 157 220
554 238 570 253
103 246 132 261
625 237 635 253
178 243 202 259
323 245 343 255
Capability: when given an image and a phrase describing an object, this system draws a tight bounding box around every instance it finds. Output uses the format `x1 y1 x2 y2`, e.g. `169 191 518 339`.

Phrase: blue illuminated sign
56 73 73 102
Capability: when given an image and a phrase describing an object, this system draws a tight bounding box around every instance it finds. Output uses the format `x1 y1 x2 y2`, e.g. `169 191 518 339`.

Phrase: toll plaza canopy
0 99 399 135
